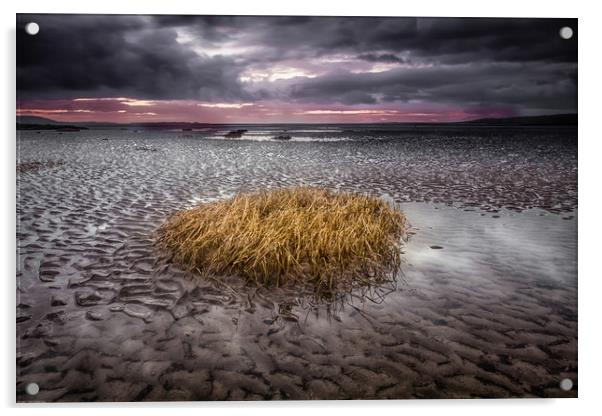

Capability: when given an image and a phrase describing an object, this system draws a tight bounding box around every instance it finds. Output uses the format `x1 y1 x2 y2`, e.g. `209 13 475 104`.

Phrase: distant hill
16 115 90 131
16 123 88 131
15 116 131 131
461 113 577 126
16 115 61 125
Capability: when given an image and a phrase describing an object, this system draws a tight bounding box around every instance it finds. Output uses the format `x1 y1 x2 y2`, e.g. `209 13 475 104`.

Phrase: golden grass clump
158 187 406 292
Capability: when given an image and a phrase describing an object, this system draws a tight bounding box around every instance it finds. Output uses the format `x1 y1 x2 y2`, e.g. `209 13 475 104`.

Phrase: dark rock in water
273 135 291 141
430 245 444 250
224 129 248 138
56 127 82 132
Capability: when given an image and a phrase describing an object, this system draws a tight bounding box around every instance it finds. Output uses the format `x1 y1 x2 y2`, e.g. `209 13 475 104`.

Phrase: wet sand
16 128 577 401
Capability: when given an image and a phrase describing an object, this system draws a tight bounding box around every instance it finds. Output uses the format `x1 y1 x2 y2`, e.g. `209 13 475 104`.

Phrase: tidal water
16 125 577 401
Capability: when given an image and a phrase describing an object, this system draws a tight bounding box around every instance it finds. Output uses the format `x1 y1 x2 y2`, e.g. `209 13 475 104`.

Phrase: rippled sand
16 128 577 401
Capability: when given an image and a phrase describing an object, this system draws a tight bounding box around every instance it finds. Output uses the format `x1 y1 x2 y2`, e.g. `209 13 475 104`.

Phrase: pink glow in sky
17 98 516 124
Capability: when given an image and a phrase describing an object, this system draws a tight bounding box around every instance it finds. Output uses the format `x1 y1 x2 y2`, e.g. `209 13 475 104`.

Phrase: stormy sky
17 14 577 123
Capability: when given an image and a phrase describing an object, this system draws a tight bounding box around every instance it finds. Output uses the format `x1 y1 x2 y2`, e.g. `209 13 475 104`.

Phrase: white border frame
2 1 599 415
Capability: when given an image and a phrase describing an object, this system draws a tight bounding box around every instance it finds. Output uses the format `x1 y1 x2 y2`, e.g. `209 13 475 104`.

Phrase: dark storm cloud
17 14 577 114
154 16 576 63
16 14 251 100
287 62 577 112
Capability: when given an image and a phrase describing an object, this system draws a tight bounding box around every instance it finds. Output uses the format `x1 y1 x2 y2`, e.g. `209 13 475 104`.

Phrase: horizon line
16 112 578 126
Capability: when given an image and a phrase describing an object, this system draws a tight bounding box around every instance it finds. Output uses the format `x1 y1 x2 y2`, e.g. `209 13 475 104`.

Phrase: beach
16 125 577 401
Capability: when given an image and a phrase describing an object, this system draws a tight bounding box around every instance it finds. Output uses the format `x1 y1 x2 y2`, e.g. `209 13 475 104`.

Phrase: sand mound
158 187 406 291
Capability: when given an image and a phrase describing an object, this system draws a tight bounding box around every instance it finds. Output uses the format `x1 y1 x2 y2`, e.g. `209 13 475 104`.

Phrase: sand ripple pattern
17 128 577 401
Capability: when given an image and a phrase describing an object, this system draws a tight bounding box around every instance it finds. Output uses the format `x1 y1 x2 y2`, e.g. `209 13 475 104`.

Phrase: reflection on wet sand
17 128 577 401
